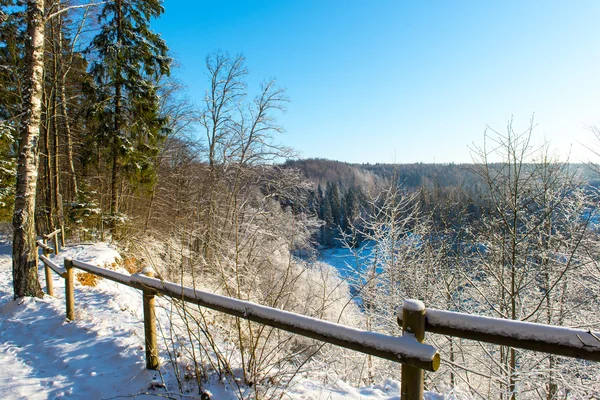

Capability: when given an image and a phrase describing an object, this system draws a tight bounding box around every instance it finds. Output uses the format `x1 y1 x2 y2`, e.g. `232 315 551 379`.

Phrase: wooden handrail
72 259 135 287
50 258 440 372
38 249 600 399
43 229 61 239
39 255 66 277
397 306 600 362
37 240 55 296
133 273 440 372
36 240 54 253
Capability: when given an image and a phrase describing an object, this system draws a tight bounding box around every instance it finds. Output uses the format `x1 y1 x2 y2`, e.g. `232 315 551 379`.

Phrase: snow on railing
43 228 61 240
36 240 53 253
39 254 65 277
397 305 600 362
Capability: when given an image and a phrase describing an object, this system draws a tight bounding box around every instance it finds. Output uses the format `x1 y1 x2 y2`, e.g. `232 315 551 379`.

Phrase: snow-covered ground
0 239 442 399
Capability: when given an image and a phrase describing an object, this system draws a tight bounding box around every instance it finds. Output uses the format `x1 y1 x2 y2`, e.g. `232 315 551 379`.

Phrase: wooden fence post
53 231 60 255
401 299 427 400
60 225 66 248
65 258 75 321
43 245 53 296
142 267 159 370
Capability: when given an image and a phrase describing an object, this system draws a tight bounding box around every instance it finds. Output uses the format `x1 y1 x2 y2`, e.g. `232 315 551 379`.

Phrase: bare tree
468 118 595 399
200 51 247 169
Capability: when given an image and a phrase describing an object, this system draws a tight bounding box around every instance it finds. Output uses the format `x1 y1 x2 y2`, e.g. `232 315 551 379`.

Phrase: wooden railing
396 305 600 363
36 240 440 399
36 238 600 399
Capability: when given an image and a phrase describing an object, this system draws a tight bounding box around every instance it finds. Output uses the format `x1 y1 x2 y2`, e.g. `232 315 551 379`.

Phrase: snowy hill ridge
0 241 444 399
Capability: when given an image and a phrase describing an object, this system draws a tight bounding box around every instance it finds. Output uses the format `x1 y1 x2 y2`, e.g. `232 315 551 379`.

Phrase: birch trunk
12 0 45 298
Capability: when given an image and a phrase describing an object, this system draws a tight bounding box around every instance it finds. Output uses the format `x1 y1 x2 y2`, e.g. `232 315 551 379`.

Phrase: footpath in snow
0 239 442 399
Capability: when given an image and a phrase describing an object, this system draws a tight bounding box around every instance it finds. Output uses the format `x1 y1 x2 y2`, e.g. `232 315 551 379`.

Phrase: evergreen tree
321 198 333 245
0 1 26 122
0 1 25 220
87 0 170 217
0 124 15 220
343 185 359 232
317 184 324 219
327 182 341 226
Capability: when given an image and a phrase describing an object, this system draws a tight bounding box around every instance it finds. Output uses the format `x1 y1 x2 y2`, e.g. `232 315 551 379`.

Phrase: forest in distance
284 157 600 248
3 0 600 398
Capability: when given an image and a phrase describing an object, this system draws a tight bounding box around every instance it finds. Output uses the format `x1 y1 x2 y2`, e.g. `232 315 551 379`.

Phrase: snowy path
0 244 162 399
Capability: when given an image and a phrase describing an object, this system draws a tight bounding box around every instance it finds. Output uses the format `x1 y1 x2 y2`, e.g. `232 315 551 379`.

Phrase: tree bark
51 15 61 230
110 0 122 216
12 0 45 299
42 86 53 231
53 8 78 200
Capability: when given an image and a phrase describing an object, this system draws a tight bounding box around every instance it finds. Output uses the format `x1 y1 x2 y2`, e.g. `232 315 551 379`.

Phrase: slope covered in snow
0 239 442 399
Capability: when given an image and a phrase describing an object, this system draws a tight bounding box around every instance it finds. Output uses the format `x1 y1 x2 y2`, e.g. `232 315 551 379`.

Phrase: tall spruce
87 0 170 217
0 0 25 220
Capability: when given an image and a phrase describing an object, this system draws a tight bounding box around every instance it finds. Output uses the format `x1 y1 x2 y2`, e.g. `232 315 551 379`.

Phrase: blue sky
152 0 600 163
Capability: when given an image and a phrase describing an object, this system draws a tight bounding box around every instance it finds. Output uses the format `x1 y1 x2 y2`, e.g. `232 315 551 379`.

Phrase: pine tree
326 182 341 226
316 184 324 219
87 0 170 218
0 1 25 220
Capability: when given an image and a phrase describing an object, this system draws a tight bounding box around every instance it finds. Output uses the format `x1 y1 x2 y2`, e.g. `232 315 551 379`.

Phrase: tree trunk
55 10 78 200
110 0 122 216
59 67 77 199
12 0 45 299
51 15 61 231
42 88 53 231
110 148 119 214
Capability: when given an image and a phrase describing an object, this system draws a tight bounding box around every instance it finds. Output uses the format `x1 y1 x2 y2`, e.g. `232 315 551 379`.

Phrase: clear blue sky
152 0 600 163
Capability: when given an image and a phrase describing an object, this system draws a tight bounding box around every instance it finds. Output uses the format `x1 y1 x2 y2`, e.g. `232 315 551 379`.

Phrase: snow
0 242 158 399
403 299 425 312
39 254 66 276
0 238 442 399
290 378 443 400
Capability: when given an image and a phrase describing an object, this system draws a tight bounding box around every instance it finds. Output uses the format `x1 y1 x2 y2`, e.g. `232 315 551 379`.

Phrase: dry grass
122 256 142 274
75 255 139 287
77 272 100 287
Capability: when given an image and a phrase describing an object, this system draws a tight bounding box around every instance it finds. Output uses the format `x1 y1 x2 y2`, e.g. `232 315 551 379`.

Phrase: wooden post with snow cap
64 258 75 321
401 299 427 400
141 267 159 370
